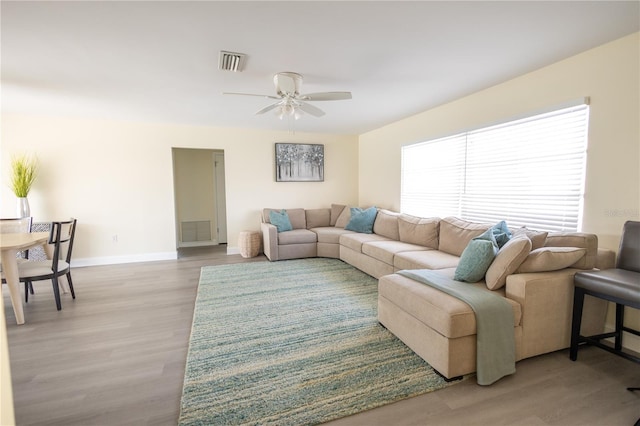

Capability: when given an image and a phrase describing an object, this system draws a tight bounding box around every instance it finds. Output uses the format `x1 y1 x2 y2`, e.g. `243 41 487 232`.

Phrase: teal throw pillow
454 228 499 282
491 220 512 248
345 207 378 234
269 209 293 233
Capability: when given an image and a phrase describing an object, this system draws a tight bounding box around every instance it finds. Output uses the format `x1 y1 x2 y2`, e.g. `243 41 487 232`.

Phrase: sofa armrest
505 269 607 359
261 222 278 261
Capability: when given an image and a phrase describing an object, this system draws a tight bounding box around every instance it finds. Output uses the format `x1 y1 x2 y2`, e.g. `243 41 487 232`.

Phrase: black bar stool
570 221 639 425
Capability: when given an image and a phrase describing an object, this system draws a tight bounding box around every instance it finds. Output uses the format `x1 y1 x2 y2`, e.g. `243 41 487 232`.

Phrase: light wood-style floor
3 246 639 426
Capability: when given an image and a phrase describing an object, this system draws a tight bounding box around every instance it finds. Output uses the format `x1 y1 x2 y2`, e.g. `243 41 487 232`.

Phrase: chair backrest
0 217 32 234
48 218 77 268
61 218 77 263
617 220 640 272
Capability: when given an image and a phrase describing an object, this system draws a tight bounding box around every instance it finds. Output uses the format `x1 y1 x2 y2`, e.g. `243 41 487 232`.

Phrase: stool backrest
617 220 640 272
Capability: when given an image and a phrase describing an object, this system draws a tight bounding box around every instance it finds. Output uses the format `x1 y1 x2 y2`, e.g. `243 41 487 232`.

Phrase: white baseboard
227 246 241 255
72 251 178 267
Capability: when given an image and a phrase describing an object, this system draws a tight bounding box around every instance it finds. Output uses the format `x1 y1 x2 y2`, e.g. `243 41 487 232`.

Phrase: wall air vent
181 221 212 242
218 51 246 72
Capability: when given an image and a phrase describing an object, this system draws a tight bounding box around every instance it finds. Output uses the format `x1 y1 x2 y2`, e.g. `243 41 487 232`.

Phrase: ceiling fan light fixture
276 105 287 120
275 103 303 120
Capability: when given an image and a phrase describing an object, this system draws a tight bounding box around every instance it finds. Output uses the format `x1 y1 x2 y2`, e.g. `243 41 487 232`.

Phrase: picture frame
275 143 324 182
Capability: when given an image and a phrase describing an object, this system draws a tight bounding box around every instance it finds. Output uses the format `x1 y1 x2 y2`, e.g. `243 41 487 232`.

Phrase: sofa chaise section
378 229 611 380
378 268 524 379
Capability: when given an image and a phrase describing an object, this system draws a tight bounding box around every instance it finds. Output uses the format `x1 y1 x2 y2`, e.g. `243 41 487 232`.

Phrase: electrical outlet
112 234 118 243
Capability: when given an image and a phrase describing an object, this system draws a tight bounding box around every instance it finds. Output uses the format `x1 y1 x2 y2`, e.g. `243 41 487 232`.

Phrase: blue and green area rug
179 258 457 425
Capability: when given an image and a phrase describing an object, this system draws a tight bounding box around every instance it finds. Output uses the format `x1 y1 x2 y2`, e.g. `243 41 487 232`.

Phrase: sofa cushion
439 217 492 257
335 206 352 228
286 208 307 230
378 273 522 340
345 207 378 233
263 208 306 230
436 268 522 327
394 250 459 270
454 228 498 282
269 209 293 233
306 208 331 229
262 208 277 223
362 240 428 265
511 227 548 250
277 229 317 245
372 209 400 240
398 214 439 249
485 236 532 290
340 232 390 253
312 227 354 244
544 233 597 269
330 204 346 226
516 246 586 273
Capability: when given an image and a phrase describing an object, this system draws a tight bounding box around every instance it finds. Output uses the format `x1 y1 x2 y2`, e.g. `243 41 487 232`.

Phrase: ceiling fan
223 72 352 120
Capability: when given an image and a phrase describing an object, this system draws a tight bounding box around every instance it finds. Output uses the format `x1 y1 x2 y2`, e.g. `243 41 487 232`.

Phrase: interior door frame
172 148 227 248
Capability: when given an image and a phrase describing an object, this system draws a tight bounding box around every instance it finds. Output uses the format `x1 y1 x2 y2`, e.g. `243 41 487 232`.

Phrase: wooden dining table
0 232 50 325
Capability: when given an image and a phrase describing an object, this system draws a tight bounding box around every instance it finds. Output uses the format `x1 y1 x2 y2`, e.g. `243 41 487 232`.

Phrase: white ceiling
2 1 638 135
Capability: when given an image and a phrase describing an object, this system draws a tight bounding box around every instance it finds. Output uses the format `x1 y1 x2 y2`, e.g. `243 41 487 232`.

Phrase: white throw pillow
516 247 586 273
485 236 532 290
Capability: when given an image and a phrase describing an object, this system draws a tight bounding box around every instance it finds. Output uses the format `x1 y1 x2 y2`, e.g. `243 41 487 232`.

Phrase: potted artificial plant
10 153 38 218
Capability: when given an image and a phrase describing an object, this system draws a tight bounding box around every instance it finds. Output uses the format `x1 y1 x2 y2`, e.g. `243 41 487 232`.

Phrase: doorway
172 148 227 248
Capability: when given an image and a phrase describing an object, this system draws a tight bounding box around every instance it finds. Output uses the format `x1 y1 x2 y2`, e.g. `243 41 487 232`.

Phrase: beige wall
359 33 639 251
0 116 359 264
359 32 640 351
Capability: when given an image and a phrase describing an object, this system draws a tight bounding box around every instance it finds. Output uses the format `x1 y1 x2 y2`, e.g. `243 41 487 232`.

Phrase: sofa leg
432 368 463 382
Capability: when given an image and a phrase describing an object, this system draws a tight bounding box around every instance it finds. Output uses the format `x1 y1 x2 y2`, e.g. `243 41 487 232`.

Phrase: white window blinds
401 134 466 218
401 103 590 232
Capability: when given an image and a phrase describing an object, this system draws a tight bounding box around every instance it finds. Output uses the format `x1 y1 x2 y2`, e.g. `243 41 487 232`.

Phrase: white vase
17 197 30 218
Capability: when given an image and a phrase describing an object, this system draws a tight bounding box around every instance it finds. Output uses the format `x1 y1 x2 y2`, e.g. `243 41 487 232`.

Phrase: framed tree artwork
275 143 324 182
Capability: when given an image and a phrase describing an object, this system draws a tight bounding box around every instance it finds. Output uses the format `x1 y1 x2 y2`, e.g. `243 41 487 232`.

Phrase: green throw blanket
398 269 516 385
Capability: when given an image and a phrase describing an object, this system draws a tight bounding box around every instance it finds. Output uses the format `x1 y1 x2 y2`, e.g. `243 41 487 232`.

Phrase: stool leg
615 304 624 351
570 288 585 361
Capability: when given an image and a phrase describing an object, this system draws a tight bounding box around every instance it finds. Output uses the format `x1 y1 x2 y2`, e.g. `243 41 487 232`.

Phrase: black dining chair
17 218 77 311
570 220 639 423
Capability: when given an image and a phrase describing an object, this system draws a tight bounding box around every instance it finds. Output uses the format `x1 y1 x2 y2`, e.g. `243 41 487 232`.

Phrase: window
401 102 590 232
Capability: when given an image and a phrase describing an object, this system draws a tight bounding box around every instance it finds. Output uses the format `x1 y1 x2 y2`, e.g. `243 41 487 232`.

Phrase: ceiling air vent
218 51 246 72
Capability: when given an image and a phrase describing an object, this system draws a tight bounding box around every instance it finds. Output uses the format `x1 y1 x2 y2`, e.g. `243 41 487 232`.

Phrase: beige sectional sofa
261 205 611 381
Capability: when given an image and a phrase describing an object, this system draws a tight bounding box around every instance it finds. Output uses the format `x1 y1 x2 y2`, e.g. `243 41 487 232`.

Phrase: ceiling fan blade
255 103 282 115
299 92 352 101
297 102 325 117
223 92 280 100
